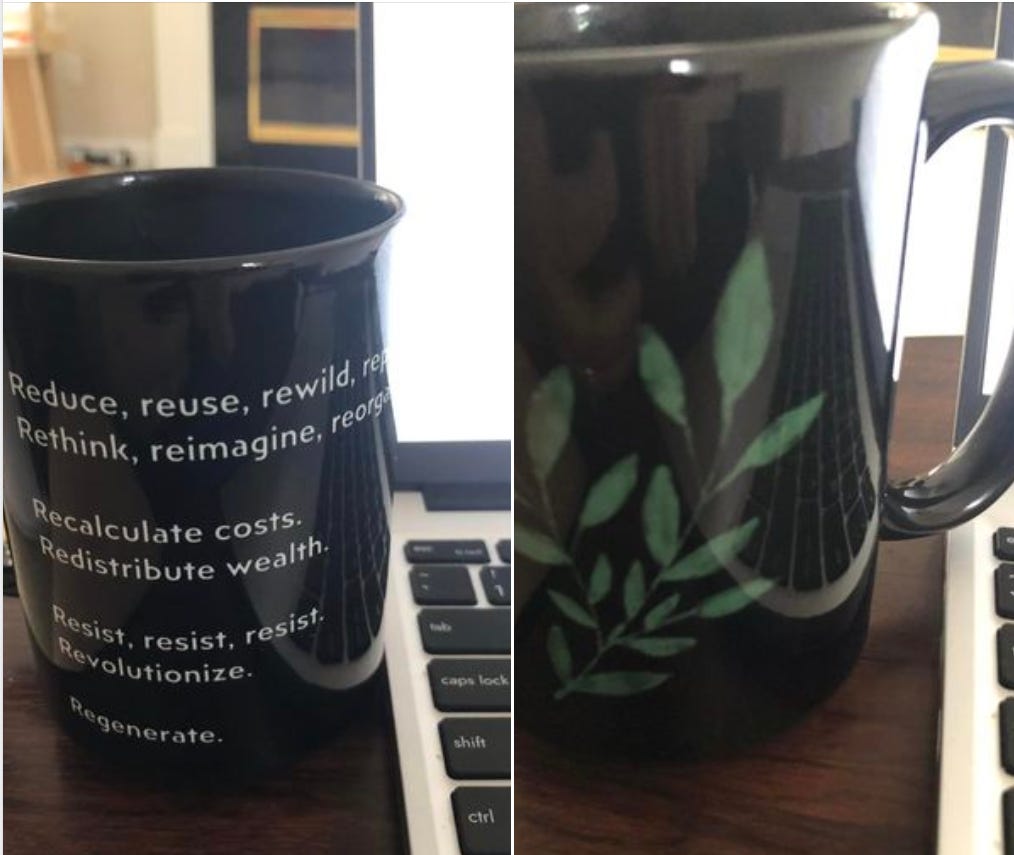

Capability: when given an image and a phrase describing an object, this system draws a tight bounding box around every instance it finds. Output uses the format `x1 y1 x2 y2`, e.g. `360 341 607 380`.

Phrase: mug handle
882 61 1014 539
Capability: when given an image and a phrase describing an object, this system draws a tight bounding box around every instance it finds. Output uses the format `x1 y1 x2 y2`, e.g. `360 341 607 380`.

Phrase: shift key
418 609 510 654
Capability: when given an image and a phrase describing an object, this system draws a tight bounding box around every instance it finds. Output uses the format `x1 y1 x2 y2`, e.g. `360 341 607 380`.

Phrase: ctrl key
452 787 510 855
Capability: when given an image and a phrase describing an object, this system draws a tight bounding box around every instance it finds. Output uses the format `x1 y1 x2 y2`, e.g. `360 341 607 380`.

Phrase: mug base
27 633 389 782
516 566 875 761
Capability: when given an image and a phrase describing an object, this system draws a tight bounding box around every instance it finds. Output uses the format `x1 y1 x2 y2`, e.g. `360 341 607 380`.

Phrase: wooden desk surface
516 336 961 855
4 337 962 854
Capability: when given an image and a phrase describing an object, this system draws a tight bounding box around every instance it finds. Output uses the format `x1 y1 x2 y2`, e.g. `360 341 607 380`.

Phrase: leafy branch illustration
517 238 825 699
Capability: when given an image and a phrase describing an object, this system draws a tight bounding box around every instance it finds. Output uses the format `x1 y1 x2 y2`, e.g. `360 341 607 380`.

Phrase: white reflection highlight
857 12 938 349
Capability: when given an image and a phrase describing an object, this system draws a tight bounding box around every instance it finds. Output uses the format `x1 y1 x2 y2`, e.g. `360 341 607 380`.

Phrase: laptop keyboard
403 538 511 855
995 527 1014 854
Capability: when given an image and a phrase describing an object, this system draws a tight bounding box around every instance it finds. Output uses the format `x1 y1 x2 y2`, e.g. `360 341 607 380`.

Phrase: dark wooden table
4 337 962 854
516 336 962 855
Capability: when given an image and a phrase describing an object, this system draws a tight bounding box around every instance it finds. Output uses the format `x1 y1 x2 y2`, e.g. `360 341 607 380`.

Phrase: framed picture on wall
213 2 374 178
928 1 1001 60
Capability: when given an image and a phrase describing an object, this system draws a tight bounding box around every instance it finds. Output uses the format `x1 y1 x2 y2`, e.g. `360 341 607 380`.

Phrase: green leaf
713 239 773 432
578 454 639 528
659 518 759 582
547 624 572 682
569 671 672 697
638 326 687 428
515 524 570 566
642 591 684 630
526 366 574 482
623 560 645 619
698 578 774 619
642 466 680 567
718 393 825 489
588 554 613 605
547 590 597 629
620 636 696 657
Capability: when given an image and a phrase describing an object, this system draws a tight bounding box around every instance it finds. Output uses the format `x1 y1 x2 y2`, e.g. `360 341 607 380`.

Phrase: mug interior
2 168 401 263
515 2 918 51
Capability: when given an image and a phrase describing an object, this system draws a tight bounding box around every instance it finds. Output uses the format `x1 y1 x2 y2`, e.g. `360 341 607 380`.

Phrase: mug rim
2 166 405 274
515 2 933 76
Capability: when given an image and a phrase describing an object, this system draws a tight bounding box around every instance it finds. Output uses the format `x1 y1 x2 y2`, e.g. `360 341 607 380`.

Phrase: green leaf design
698 578 774 619
547 590 597 629
515 523 570 566
642 466 680 567
569 671 672 697
638 326 688 428
578 454 639 529
588 554 613 605
620 636 697 657
718 393 825 490
547 624 572 682
526 366 574 482
659 518 759 582
642 591 684 631
713 238 773 432
623 560 645 619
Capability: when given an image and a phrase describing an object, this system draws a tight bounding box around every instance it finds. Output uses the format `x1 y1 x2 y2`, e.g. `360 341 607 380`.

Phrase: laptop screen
371 4 512 450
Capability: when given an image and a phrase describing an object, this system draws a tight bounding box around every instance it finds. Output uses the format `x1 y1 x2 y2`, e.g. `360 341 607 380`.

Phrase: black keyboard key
429 659 510 712
439 718 510 779
1002 699 1014 774
480 566 510 606
1005 788 1014 855
410 565 476 605
418 609 510 654
998 565 1014 619
998 624 1014 688
452 787 510 855
998 529 1014 562
3 532 16 597
405 540 489 564
3 564 17 597
496 539 511 564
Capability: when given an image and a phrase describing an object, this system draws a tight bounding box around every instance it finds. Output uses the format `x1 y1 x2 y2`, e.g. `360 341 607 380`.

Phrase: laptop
367 6 512 854
936 14 1014 847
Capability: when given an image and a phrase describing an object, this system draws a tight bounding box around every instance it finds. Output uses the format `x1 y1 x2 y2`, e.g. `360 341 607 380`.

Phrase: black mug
3 168 403 775
515 3 1014 756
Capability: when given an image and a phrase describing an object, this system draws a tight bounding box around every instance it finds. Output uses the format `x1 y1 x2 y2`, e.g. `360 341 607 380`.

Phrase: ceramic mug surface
515 3 1014 756
3 167 402 775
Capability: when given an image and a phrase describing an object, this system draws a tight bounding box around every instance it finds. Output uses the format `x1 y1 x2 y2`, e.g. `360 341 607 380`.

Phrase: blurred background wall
2 2 1010 343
